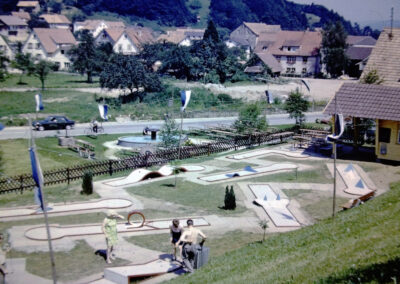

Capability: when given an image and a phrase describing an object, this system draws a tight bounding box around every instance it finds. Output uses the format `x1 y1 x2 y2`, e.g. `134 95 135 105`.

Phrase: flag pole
332 95 337 218
30 113 57 283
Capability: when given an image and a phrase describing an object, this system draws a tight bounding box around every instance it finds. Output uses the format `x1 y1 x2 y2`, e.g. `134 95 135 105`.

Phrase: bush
224 185 236 210
81 172 93 195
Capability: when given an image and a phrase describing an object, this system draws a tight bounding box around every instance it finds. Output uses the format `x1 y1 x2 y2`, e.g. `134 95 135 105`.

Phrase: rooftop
34 28 77 53
0 15 27 26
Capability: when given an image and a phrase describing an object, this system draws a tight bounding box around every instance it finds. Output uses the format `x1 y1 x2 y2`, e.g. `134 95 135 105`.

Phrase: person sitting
169 219 183 261
176 219 207 273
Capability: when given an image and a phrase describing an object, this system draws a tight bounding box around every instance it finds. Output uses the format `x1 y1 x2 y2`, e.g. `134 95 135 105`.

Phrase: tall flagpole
332 95 337 218
30 114 57 283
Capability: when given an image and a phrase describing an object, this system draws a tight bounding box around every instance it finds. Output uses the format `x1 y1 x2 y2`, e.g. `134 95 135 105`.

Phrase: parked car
32 116 75 131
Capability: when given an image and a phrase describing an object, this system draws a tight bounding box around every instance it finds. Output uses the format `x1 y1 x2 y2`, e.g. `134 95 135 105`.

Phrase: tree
81 171 93 195
159 115 180 149
100 54 162 102
322 21 348 78
259 219 268 242
68 30 99 83
234 103 268 134
203 20 220 43
224 185 236 210
0 50 9 81
33 60 55 90
11 52 34 84
360 69 384 85
284 88 309 126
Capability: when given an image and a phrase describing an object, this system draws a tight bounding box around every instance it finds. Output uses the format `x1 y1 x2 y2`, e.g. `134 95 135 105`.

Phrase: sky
290 0 400 28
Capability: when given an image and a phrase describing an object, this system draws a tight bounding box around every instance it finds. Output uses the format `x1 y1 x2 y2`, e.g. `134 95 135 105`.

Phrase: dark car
32 116 75 131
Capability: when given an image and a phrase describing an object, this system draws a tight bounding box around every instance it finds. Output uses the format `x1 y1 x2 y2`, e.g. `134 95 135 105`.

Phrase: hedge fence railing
0 131 293 194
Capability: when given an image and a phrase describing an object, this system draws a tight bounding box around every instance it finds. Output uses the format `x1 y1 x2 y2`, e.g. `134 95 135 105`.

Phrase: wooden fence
0 131 293 194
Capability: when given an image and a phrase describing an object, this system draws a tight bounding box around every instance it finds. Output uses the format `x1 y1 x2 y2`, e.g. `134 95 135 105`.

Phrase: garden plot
24 217 210 241
250 184 300 227
199 164 297 182
0 198 132 219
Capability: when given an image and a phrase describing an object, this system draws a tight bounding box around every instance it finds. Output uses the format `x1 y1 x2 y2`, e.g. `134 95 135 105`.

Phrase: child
169 219 183 261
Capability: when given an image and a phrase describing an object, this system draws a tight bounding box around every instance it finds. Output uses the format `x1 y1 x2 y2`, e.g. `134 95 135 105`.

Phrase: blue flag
98 104 108 121
35 93 44 112
180 90 191 112
0 123 4 131
29 148 44 210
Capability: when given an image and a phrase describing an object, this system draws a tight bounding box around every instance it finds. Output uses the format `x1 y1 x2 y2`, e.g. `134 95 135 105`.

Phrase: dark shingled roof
324 83 400 121
346 46 373 61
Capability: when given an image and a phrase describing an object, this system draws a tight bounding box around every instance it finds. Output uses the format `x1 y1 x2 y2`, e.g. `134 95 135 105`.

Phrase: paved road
0 112 327 140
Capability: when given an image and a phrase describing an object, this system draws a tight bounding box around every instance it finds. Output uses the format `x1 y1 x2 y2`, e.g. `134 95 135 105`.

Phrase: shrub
81 171 93 195
224 185 236 210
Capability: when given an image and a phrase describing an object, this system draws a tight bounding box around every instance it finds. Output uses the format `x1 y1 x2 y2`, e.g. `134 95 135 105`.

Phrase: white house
157 28 204 46
0 15 29 42
23 28 77 70
0 35 13 59
40 14 71 29
74 20 125 38
16 1 40 13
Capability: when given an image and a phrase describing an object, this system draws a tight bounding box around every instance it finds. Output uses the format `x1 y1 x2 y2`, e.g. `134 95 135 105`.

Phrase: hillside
1 0 369 35
169 182 400 283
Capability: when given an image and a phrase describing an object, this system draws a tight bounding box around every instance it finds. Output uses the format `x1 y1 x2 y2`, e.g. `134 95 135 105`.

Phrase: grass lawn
283 189 348 221
126 178 247 216
0 89 99 123
126 230 265 259
1 73 99 89
167 182 400 283
249 168 332 184
9 240 129 281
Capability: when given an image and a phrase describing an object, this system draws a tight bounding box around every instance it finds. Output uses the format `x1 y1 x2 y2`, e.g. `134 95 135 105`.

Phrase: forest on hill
0 0 379 37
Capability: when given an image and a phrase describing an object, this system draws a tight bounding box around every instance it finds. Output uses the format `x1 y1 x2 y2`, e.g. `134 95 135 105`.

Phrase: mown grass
167 181 400 283
249 168 331 184
0 73 99 88
0 89 98 123
126 178 247 216
9 240 129 281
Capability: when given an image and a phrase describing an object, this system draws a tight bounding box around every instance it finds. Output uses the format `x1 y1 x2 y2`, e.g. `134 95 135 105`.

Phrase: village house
40 14 71 29
74 20 125 38
0 35 14 59
228 22 281 51
345 35 376 78
0 15 29 42
22 28 77 70
362 27 400 87
157 28 204 46
324 28 400 162
11 11 31 22
95 26 155 54
16 1 40 13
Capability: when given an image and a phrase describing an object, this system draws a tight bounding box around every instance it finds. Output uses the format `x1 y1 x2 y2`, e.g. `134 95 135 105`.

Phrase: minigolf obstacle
104 165 205 187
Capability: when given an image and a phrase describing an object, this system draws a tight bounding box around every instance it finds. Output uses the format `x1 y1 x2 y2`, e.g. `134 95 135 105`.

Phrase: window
286 67 291 73
0 45 4 51
61 49 65 54
379 127 391 143
8 31 17 36
262 46 268 51
303 57 308 63
36 43 40 49
290 68 295 73
64 62 70 69
302 68 307 74
127 44 131 50
397 129 400 144
118 44 122 51
287 56 296 64
28 43 33 49
35 54 41 59
276 56 281 62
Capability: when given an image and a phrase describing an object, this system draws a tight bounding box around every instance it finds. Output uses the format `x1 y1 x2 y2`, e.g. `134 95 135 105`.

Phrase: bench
341 190 376 210
68 139 95 159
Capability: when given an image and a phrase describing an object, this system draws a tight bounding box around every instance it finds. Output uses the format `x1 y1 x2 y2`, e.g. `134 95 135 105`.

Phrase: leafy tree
48 0 62 13
0 50 9 81
284 88 309 126
68 30 99 83
161 45 193 80
234 103 268 134
33 60 55 90
28 13 49 29
360 69 384 85
159 115 180 149
11 52 34 84
100 54 162 102
322 21 348 78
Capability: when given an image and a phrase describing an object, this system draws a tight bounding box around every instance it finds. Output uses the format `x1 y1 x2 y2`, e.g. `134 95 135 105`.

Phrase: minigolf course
336 163 374 195
104 165 205 187
199 164 297 182
104 259 181 284
24 217 210 241
0 198 133 219
227 149 309 160
250 184 300 227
